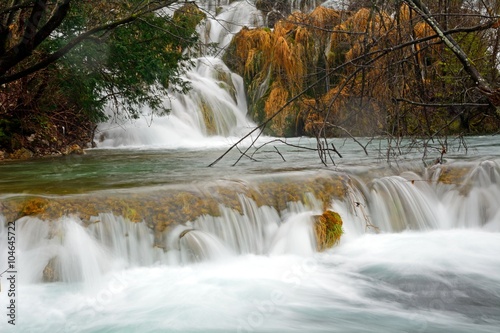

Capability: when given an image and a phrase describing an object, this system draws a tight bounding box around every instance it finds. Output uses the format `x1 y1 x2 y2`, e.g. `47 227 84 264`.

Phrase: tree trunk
404 0 500 106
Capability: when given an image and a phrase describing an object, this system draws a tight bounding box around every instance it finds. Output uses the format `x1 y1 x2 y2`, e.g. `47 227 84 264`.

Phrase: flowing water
1 1 500 332
1 138 499 333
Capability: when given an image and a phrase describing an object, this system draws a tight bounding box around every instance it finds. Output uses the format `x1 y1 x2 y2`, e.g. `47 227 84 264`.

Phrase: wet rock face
43 258 60 282
255 0 290 27
9 148 34 160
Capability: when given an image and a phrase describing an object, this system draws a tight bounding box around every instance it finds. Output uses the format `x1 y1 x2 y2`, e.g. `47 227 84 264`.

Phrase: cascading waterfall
436 160 500 230
96 0 264 149
95 0 336 148
97 57 253 148
13 216 111 286
199 0 263 50
2 159 500 285
0 191 324 283
1 157 500 332
367 173 440 232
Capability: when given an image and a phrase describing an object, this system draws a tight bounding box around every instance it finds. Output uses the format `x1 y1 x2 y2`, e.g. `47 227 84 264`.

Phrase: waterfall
200 0 263 51
336 160 500 233
96 0 264 149
12 216 111 286
0 193 323 283
440 160 500 231
367 173 440 232
2 159 499 286
96 57 253 148
94 0 340 148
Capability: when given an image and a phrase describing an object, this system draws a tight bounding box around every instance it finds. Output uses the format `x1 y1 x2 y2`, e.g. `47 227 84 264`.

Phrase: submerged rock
62 144 85 155
43 257 60 283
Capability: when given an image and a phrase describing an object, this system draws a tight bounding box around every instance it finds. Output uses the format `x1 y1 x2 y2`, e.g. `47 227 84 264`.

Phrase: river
1 136 499 333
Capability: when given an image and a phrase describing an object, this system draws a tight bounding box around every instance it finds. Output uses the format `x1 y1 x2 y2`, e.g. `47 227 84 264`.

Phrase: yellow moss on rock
21 197 50 217
314 210 343 252
0 174 352 239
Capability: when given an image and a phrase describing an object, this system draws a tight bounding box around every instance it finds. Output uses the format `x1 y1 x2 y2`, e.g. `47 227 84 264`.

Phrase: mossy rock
10 148 34 160
314 210 343 251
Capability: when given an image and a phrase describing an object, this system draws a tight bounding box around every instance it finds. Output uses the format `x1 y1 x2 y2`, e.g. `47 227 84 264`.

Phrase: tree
404 0 500 106
0 0 187 84
0 0 203 154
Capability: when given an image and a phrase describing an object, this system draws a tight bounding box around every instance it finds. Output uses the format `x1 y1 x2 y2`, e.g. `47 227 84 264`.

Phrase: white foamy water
96 57 255 149
2 229 499 333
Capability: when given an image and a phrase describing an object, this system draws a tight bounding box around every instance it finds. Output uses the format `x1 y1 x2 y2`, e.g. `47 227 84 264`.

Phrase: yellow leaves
272 36 305 91
294 26 310 48
337 8 371 33
265 83 290 134
414 22 434 39
232 27 273 76
235 28 272 61
274 36 292 70
309 6 340 29
399 3 412 22
244 49 261 78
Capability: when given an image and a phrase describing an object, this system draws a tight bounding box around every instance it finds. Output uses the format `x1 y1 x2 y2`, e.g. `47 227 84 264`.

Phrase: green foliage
37 2 201 121
0 1 203 154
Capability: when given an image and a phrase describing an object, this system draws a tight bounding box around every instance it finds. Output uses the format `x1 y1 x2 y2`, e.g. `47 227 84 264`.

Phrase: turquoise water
1 136 496 195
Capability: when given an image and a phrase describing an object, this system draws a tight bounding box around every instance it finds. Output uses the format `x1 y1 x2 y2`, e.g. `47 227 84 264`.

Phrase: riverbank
0 114 93 161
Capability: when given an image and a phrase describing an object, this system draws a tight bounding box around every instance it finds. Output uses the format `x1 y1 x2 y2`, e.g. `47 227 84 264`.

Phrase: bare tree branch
395 98 489 107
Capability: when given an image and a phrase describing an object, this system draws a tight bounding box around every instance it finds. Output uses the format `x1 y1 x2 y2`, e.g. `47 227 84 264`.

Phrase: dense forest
0 0 203 159
1 0 499 160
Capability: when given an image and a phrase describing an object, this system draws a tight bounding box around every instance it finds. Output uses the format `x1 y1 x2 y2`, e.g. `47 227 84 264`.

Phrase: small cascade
179 230 233 263
53 218 111 286
193 195 280 254
366 173 440 232
13 216 111 286
331 178 372 239
200 0 263 52
88 213 165 267
175 194 323 260
0 192 326 284
268 211 318 256
464 159 500 186
441 160 500 230
334 160 500 233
